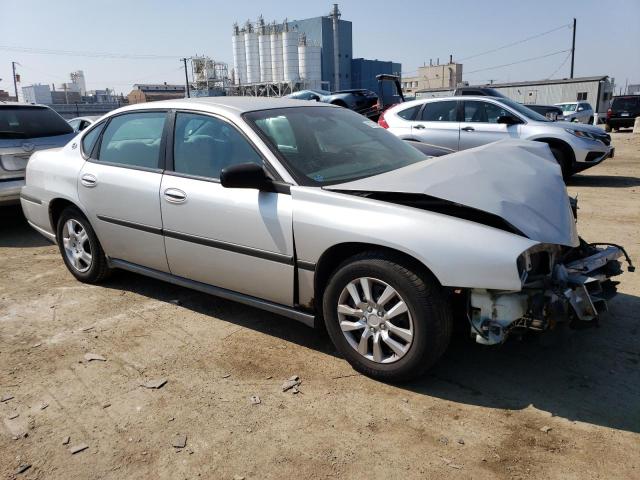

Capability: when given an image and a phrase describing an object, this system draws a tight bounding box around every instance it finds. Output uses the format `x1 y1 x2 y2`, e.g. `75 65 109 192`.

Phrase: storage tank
270 22 283 83
258 17 272 83
282 23 299 83
299 37 322 90
231 23 246 85
244 22 260 84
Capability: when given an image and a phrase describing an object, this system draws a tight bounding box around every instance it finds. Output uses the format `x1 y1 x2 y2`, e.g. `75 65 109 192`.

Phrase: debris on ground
15 464 31 475
282 375 301 392
39 402 49 410
102 403 111 409
1 394 14 402
250 395 261 405
438 436 449 445
69 444 89 454
172 434 187 449
440 456 463 469
8 413 19 420
540 426 552 433
233 476 246 480
222 373 231 378
457 438 465 445
80 326 95 332
62 436 70 445
140 378 168 389
32 343 42 348
83 353 106 362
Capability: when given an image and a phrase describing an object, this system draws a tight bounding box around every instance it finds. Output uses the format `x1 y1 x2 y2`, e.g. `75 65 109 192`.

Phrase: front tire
322 252 452 381
549 146 573 180
56 207 110 283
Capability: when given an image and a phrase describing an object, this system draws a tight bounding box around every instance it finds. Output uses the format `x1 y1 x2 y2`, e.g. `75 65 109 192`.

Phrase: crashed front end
470 241 633 345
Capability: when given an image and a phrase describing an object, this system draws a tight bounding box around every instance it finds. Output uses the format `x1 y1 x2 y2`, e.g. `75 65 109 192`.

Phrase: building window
577 92 588 100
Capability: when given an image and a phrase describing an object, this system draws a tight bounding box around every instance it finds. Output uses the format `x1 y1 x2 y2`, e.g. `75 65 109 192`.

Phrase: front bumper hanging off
470 244 633 345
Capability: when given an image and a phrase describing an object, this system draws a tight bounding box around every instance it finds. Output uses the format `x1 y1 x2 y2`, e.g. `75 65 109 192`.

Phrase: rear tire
549 146 573 180
605 123 612 132
56 207 110 283
322 251 452 382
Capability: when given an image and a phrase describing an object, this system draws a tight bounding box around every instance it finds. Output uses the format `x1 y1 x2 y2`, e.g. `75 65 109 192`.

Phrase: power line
546 51 572 79
459 23 572 62
0 45 181 60
464 49 571 75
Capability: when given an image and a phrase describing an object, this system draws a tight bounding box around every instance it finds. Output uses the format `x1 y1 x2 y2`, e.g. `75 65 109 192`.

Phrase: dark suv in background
606 95 640 132
0 102 75 205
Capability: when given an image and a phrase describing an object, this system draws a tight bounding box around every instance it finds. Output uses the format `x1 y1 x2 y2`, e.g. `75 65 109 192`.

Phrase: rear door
458 100 518 150
410 100 460 150
160 111 294 306
78 110 169 272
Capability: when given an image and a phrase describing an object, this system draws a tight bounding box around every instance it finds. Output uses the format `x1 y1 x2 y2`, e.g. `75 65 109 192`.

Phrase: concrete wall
48 102 123 119
402 63 463 94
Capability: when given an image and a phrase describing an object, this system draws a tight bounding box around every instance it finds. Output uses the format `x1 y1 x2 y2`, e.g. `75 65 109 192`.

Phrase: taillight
378 112 389 129
607 108 612 119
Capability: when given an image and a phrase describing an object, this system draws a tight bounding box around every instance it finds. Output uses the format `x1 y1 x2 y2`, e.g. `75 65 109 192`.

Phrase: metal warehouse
416 76 614 114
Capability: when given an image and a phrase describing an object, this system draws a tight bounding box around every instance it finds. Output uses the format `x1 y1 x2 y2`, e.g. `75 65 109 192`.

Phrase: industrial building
127 83 185 104
22 84 52 104
189 56 230 97
415 75 615 114
231 4 400 95
401 58 463 94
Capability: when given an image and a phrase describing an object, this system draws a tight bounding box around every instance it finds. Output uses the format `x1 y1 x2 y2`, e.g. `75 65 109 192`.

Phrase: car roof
112 96 333 116
0 101 52 109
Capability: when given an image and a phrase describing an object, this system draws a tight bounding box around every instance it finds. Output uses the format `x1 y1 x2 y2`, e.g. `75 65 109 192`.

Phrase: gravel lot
1 132 639 479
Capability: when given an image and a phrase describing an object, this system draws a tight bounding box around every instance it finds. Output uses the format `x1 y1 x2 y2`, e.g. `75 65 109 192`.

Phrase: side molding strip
108 258 316 328
97 215 162 235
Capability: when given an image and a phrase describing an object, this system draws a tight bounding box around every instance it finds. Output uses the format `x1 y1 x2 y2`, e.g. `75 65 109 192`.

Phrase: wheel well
533 138 575 165
49 198 77 233
313 242 436 312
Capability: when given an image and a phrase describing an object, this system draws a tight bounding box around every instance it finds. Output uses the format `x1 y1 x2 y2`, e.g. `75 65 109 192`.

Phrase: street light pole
181 58 191 98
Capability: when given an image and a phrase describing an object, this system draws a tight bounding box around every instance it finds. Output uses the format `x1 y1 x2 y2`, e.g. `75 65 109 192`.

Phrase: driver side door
160 111 295 306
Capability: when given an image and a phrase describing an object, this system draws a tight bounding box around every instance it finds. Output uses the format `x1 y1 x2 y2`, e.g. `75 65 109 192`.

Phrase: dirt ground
1 132 639 480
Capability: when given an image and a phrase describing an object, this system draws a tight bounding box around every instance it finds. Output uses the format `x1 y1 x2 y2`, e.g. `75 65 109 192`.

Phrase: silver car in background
68 115 99 133
380 96 613 178
0 102 75 205
555 101 595 124
20 98 631 381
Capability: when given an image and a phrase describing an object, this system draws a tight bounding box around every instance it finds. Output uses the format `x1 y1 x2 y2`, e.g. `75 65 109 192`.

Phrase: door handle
163 188 187 204
414 124 426 130
461 126 475 132
80 174 97 188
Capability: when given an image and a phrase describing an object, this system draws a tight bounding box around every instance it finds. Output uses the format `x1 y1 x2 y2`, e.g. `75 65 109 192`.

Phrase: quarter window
420 101 458 122
397 105 420 120
463 101 510 123
173 112 262 179
98 112 166 168
81 122 104 158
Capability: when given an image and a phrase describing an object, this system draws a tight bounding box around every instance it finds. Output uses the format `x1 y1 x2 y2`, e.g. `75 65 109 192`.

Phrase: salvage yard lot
1 133 639 479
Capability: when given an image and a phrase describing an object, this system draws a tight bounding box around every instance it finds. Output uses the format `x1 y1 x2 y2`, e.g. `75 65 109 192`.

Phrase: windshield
245 106 427 186
556 103 577 113
0 106 73 139
496 97 551 122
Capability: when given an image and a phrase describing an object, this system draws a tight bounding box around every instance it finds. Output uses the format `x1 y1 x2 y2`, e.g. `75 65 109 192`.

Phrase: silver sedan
20 97 630 381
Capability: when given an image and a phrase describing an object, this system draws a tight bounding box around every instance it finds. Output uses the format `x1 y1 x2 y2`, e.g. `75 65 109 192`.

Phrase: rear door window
397 105 421 120
98 112 166 169
0 106 73 139
420 101 458 122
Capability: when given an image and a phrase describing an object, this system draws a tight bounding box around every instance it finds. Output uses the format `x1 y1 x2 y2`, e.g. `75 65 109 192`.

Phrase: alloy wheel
62 219 92 273
337 277 414 364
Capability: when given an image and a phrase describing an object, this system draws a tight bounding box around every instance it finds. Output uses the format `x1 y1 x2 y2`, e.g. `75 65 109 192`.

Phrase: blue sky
1 0 638 96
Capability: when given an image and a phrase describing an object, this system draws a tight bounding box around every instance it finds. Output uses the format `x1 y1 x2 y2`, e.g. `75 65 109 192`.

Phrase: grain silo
281 21 299 83
298 34 322 90
257 16 272 83
244 21 260 84
270 22 284 83
231 23 246 85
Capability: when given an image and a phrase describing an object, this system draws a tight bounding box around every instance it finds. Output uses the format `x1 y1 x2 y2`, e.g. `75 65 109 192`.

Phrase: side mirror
220 162 273 191
310 95 320 102
497 115 520 125
577 107 584 112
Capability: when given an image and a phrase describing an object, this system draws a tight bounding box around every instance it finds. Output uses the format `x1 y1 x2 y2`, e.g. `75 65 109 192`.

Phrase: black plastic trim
108 258 315 327
297 260 316 272
96 215 162 235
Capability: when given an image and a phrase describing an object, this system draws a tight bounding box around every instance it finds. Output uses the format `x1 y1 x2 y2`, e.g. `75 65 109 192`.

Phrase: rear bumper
607 118 636 128
470 244 629 345
0 178 25 205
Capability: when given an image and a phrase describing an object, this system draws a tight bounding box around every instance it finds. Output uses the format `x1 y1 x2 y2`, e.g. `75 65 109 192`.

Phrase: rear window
0 106 73 139
611 97 640 110
397 105 420 120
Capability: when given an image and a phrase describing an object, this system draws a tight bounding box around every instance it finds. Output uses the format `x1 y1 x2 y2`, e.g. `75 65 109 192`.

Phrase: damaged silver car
20 98 633 381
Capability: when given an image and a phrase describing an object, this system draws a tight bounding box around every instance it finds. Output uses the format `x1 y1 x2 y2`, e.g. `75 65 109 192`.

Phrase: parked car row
18 97 631 381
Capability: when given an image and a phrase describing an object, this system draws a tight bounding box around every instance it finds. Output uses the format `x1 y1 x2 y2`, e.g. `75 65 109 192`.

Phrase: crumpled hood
327 139 579 247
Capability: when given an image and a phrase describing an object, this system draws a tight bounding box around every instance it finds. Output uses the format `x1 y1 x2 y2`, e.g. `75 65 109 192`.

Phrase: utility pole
12 61 19 101
570 18 576 79
181 58 191 98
